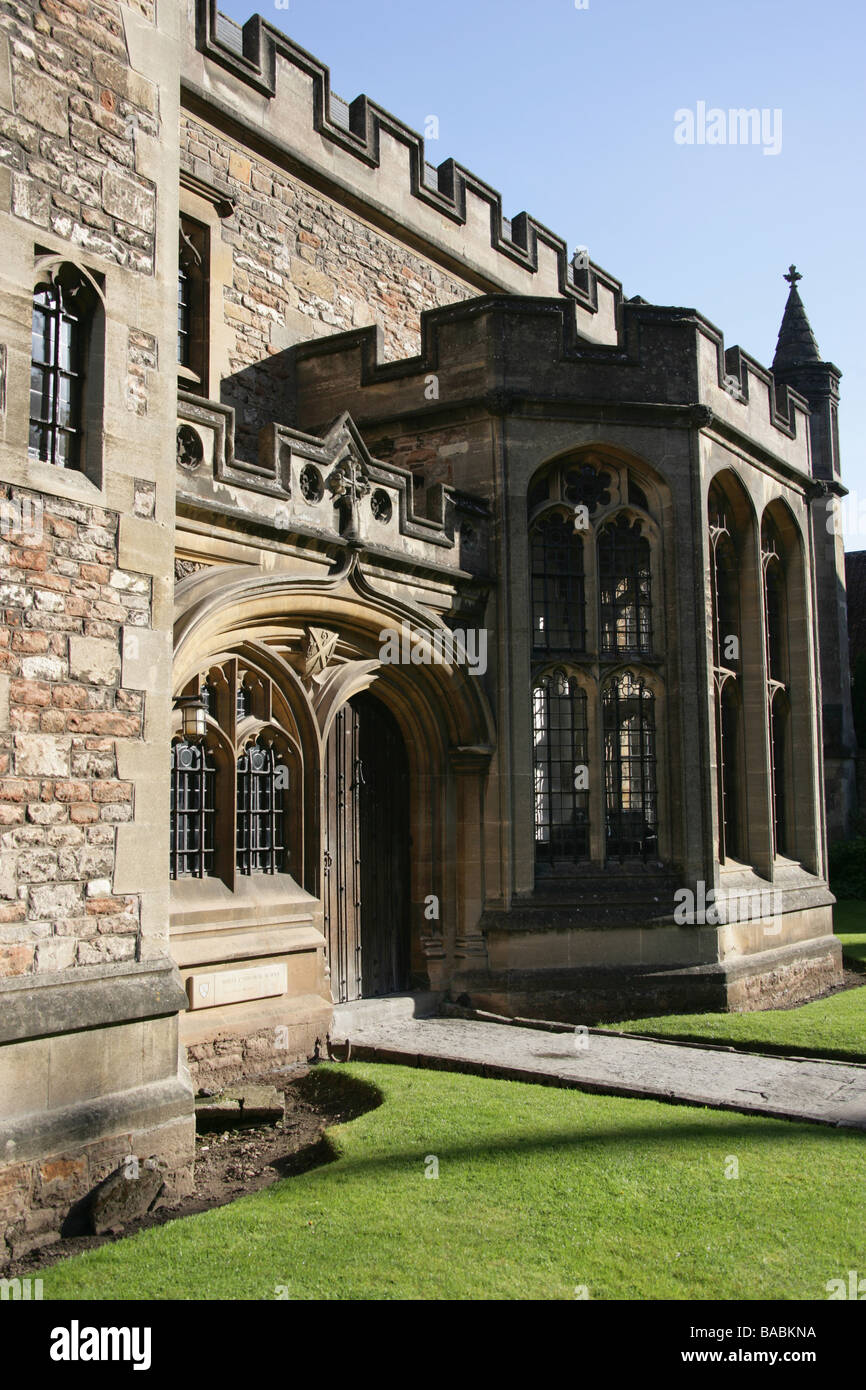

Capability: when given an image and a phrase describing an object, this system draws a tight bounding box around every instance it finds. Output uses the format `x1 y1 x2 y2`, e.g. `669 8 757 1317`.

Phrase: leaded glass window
29 269 94 469
533 672 589 867
603 673 658 861
236 739 286 875
170 739 216 878
178 216 208 392
598 517 652 654
531 514 585 653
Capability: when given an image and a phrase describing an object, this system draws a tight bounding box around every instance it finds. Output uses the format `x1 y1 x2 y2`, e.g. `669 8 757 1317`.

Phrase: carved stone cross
328 445 370 542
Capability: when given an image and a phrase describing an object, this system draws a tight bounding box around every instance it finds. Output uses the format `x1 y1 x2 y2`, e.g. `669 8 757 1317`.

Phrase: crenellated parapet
186 2 621 343
288 294 815 478
176 394 491 578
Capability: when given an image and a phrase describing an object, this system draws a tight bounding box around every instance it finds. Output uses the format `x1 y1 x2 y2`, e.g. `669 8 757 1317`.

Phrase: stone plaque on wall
187 963 288 1010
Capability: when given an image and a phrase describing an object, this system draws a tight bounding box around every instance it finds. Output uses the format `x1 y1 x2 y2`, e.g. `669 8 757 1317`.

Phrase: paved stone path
338 1014 866 1130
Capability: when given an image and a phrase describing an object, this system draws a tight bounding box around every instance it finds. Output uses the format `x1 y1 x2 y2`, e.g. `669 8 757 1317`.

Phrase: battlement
290 294 814 476
185 1 621 344
175 394 491 578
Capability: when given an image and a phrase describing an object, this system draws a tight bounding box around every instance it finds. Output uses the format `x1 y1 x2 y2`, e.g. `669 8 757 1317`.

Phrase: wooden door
356 692 410 998
323 693 410 1003
323 701 362 1004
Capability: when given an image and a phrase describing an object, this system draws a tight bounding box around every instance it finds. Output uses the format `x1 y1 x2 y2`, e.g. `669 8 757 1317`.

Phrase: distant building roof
846 551 866 665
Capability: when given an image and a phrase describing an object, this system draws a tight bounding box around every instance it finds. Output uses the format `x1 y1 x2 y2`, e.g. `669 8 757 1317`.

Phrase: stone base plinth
182 992 333 1090
0 958 195 1267
451 934 843 1026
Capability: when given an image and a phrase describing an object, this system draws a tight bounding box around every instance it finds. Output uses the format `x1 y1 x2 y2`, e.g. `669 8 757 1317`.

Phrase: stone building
845 551 866 808
0 0 855 1260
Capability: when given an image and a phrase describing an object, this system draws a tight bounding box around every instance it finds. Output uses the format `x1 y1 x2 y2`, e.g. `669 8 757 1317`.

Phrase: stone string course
0 485 152 975
180 113 475 457
0 0 158 275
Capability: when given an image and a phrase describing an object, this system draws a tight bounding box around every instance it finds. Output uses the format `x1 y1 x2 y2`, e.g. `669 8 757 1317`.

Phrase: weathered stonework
0 0 159 273
179 111 476 459
0 0 192 1265
0 0 856 1263
1 1115 193 1262
0 485 151 972
126 327 158 415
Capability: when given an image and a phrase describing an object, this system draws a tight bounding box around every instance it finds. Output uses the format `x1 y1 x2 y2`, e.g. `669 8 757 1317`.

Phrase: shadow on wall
220 349 299 463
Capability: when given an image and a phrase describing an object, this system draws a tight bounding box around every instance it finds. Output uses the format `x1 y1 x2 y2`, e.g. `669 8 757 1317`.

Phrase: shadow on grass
584 1032 866 1065
261 1081 862 1202
298 1066 384 1120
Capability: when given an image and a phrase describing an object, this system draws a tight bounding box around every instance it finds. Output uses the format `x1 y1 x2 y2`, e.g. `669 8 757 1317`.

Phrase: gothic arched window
718 682 742 861
533 671 589 868
770 690 790 857
708 483 744 862
170 738 216 878
762 516 791 856
172 659 300 887
598 516 652 654
29 265 100 471
530 513 585 653
236 738 287 875
602 672 658 861
527 457 664 872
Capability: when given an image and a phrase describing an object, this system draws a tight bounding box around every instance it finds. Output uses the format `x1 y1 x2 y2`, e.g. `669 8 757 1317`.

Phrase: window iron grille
178 218 207 386
770 691 789 858
718 684 741 862
598 517 652 654
29 273 89 469
602 673 658 861
169 739 216 878
236 740 286 874
177 261 192 367
531 514 586 653
533 672 589 866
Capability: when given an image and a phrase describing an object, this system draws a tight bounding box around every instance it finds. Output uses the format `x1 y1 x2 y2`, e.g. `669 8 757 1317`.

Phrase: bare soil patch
8 1064 378 1280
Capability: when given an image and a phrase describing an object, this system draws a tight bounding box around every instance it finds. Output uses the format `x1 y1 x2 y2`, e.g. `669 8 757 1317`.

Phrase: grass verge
37 1062 866 1302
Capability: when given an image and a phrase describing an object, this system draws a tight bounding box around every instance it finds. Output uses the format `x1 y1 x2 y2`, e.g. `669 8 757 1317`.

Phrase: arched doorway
323 690 411 1002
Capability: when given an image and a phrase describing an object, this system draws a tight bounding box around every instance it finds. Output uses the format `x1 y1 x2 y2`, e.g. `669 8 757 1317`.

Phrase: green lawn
606 901 866 1061
38 1064 865 1301
607 985 866 1062
834 899 866 970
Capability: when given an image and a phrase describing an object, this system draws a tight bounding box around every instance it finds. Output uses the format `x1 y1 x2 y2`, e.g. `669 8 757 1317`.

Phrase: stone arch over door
173 559 496 1000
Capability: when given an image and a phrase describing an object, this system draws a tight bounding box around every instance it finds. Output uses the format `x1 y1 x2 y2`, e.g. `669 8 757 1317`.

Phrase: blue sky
218 0 866 549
